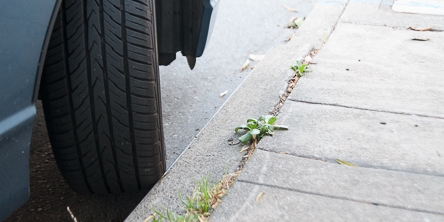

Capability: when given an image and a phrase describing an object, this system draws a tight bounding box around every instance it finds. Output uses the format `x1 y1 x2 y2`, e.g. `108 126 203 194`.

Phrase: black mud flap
156 0 219 67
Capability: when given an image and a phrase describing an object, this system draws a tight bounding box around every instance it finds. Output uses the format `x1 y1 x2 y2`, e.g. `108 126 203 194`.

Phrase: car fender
0 0 61 220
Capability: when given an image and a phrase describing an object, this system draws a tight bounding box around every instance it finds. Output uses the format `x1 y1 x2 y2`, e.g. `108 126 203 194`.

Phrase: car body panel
0 0 60 220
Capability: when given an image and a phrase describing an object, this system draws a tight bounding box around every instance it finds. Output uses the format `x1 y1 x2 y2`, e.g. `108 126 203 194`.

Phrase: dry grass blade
159 172 169 183
198 215 209 222
239 145 249 153
256 192 265 202
284 5 298 12
335 159 356 166
407 26 434 31
240 60 250 71
210 172 241 210
67 207 78 222
143 215 155 222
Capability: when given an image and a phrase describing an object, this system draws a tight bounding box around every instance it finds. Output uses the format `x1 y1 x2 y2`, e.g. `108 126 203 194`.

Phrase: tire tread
41 0 165 194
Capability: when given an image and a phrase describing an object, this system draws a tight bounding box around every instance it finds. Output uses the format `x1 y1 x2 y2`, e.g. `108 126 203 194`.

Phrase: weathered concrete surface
211 150 444 221
212 0 444 221
125 1 348 221
259 101 444 176
291 23 444 118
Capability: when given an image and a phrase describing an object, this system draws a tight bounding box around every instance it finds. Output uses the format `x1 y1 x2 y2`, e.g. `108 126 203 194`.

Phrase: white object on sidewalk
392 0 444 16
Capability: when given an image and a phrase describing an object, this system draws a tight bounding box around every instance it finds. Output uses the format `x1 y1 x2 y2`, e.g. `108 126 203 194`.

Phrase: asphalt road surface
6 0 313 221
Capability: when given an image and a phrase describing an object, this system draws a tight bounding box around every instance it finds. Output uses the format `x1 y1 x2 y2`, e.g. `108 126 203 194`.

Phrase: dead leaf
211 199 222 209
412 38 429 41
438 151 441 157
240 60 250 71
407 26 433 32
256 192 265 202
249 54 265 61
144 215 155 222
284 5 298 12
220 90 228 98
335 159 356 166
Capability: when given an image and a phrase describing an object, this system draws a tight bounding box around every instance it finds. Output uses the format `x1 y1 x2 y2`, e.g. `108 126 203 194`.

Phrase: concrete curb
125 0 349 221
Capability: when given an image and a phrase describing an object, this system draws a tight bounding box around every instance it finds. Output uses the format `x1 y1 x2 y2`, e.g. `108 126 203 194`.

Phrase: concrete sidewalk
127 0 444 221
211 0 444 221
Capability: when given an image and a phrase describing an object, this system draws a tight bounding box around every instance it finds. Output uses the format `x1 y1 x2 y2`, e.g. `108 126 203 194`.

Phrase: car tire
40 0 165 194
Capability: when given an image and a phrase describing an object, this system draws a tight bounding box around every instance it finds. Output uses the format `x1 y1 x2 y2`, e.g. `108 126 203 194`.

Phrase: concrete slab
291 22 444 118
211 182 444 221
125 1 348 221
212 150 444 219
340 0 444 29
260 100 444 176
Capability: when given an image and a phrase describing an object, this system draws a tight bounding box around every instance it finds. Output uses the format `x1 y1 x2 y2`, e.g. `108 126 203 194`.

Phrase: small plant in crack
290 61 310 77
147 117 288 222
148 174 237 222
235 115 288 144
180 177 213 216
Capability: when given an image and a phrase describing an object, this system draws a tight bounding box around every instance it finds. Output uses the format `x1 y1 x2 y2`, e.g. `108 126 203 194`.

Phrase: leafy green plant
235 115 288 144
149 115 289 222
290 61 310 77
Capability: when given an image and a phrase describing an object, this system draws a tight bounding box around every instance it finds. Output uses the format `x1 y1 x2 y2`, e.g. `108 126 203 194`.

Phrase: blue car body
0 0 218 220
0 0 60 219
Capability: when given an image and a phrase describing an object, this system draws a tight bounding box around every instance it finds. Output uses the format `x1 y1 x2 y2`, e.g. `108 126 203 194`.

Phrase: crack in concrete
288 99 444 120
257 146 329 162
269 0 352 116
236 180 444 216
269 49 318 116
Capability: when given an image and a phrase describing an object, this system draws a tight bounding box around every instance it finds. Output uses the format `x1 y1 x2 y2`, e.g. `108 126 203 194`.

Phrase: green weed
149 176 231 222
290 61 310 77
235 115 288 144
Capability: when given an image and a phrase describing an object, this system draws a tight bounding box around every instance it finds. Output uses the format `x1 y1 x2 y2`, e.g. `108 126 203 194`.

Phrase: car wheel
40 0 165 194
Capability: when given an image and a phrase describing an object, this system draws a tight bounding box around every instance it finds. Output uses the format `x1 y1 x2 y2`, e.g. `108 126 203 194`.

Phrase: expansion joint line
237 180 444 216
269 48 318 116
290 99 444 120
